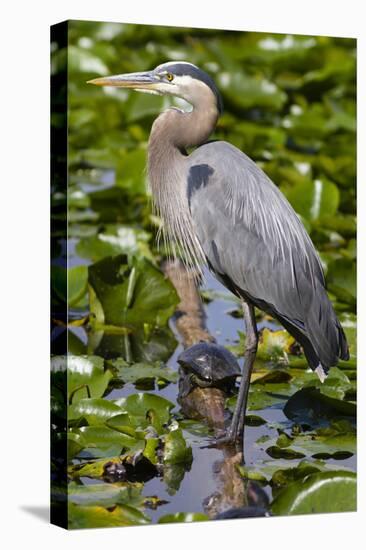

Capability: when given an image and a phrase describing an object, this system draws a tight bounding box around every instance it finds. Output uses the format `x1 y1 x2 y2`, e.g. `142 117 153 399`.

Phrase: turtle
177 342 241 397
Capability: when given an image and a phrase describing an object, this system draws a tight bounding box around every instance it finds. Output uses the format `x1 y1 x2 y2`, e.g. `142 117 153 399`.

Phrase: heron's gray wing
187 141 348 369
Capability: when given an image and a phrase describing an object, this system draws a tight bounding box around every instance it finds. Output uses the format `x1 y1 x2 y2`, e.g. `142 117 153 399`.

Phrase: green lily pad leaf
68 45 109 75
85 185 142 224
88 254 178 328
90 325 177 363
266 446 306 460
68 329 88 355
68 188 91 209
238 467 269 483
163 428 193 465
115 392 175 427
271 461 325 488
257 329 295 362
77 226 153 263
284 387 356 422
218 72 287 110
337 312 356 360
68 449 157 481
68 502 150 529
68 482 144 508
253 34 317 66
245 415 267 426
125 92 166 123
263 415 356 460
143 437 159 465
276 433 293 448
200 289 240 304
252 369 292 385
178 419 211 438
327 258 356 306
235 121 286 156
163 463 190 496
69 456 124 479
239 459 305 484
68 398 122 424
158 512 209 524
110 358 178 384
268 432 356 460
51 266 67 303
230 329 296 364
75 425 139 457
64 355 113 404
308 367 352 400
284 177 340 221
68 432 87 460
227 388 288 413
316 215 356 238
271 470 356 515
116 149 148 194
105 413 136 437
52 265 88 306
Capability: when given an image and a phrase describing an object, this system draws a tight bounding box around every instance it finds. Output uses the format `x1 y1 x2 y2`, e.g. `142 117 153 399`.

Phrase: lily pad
68 432 87 460
158 512 209 524
52 355 113 404
68 502 150 528
89 325 177 363
88 254 178 328
105 413 136 437
227 388 288 413
271 461 326 488
239 459 305 484
110 358 178 385
115 392 175 427
284 386 356 422
77 225 153 263
284 177 340 221
68 482 144 508
258 329 295 362
327 258 356 306
68 397 123 424
271 470 356 515
218 71 287 110
163 427 193 465
308 367 352 400
73 425 140 457
68 456 124 479
229 328 296 364
52 265 88 306
116 149 148 194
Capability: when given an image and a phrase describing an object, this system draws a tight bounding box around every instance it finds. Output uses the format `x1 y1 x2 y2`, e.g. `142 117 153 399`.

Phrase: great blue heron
88 61 349 445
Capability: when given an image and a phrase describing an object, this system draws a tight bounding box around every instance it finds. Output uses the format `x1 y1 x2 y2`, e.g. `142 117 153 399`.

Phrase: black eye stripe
155 62 223 113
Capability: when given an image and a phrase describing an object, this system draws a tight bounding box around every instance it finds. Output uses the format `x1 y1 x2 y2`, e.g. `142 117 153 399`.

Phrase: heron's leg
227 301 258 443
201 301 258 450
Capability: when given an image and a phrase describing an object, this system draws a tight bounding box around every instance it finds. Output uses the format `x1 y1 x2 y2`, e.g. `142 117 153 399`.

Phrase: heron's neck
147 105 217 270
148 105 218 183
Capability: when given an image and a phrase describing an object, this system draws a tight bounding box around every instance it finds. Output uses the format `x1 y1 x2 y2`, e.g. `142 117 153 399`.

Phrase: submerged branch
163 259 214 347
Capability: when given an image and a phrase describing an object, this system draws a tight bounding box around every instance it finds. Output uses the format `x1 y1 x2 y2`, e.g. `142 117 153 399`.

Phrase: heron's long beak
87 70 160 91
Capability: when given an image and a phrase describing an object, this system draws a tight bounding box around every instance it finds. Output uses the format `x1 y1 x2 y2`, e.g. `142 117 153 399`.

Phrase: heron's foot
200 429 242 449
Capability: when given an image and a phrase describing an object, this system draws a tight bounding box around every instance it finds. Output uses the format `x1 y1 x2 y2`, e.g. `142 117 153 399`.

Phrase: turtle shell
177 342 241 383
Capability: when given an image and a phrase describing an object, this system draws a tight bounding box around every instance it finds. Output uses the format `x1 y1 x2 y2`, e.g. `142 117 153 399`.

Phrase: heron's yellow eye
166 72 174 82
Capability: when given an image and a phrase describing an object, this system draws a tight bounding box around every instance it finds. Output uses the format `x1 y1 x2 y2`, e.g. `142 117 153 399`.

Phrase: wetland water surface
65 261 356 522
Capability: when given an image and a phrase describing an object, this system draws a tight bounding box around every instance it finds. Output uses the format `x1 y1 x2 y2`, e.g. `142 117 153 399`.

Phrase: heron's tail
304 282 350 377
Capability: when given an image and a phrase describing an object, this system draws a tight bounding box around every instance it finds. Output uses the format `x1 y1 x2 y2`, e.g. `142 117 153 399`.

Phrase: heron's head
88 61 223 114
